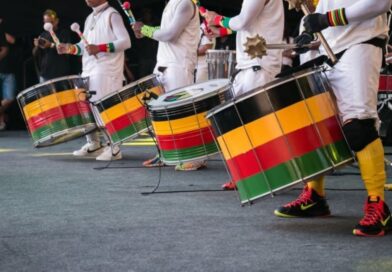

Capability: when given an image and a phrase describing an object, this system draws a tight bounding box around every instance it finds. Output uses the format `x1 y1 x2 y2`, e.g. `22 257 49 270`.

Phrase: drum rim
206 49 236 54
137 74 159 84
148 79 231 110
94 80 140 104
17 75 87 99
206 67 323 118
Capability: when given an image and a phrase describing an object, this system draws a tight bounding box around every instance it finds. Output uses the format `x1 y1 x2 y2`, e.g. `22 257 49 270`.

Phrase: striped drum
207 68 354 205
95 74 164 144
17 76 96 147
148 79 232 165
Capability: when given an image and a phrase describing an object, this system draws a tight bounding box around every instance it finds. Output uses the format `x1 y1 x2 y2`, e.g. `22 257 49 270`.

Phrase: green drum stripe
236 142 352 203
109 119 150 144
160 142 218 163
31 113 95 141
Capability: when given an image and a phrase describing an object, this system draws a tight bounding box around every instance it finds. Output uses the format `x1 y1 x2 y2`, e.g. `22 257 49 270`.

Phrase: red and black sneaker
353 196 392 237
274 185 331 218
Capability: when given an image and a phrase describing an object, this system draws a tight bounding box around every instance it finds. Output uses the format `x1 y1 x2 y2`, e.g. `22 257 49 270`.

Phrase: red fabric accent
98 44 108 52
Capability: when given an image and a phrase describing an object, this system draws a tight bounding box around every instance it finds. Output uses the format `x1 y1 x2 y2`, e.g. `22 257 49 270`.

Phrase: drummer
57 0 131 161
275 0 392 237
132 0 207 171
205 0 284 97
204 0 284 189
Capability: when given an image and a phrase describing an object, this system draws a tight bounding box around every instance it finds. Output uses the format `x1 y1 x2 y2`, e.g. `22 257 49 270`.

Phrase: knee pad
342 119 379 152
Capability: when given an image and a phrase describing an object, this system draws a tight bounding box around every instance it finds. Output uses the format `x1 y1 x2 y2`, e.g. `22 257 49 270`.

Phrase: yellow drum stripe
149 86 164 96
305 92 336 123
152 112 210 135
217 114 284 159
100 93 145 124
23 89 85 120
276 101 313 134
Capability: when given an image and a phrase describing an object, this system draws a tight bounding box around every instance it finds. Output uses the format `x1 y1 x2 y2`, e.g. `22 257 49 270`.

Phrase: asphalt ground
1 130 392 272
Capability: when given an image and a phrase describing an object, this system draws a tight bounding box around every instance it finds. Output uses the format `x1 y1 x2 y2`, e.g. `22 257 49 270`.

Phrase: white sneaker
73 142 104 157
96 145 122 161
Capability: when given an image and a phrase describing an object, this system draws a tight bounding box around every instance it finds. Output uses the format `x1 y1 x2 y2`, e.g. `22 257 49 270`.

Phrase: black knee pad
342 119 379 152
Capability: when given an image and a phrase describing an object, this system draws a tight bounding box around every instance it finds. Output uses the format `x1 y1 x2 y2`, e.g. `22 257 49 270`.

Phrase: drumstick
244 34 319 59
43 22 60 46
70 22 98 59
285 0 337 64
116 0 136 25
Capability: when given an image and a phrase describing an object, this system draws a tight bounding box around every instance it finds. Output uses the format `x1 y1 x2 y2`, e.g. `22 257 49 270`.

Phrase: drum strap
326 37 386 67
231 65 261 82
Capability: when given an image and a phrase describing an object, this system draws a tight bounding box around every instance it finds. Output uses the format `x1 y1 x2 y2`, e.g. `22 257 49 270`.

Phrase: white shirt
230 0 284 75
316 0 391 55
197 27 215 70
154 0 200 70
81 2 131 77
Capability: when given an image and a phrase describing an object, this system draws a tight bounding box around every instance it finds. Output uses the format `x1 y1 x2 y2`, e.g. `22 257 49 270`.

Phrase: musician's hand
205 10 220 26
206 26 220 39
56 43 70 54
132 21 144 39
294 32 314 54
303 13 329 34
85 44 99 56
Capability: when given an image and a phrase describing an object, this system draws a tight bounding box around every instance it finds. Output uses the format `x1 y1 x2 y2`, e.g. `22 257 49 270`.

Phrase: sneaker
222 180 236 190
143 155 166 167
73 142 104 157
353 196 392 237
274 185 331 218
96 145 122 161
175 161 207 171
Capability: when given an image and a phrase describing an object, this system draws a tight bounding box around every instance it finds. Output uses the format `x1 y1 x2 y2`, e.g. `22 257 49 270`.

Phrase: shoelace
359 203 384 226
285 188 312 208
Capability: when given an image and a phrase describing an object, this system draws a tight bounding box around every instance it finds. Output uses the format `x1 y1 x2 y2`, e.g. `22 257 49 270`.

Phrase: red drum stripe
27 101 91 132
105 106 147 135
156 126 215 150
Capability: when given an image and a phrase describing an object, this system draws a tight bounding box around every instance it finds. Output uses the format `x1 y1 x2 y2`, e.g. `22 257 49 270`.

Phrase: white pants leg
325 44 382 124
232 68 275 97
154 66 194 93
195 66 209 83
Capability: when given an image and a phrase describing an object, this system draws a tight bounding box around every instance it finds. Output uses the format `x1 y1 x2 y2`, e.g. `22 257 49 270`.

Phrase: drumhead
148 79 230 110
207 67 324 118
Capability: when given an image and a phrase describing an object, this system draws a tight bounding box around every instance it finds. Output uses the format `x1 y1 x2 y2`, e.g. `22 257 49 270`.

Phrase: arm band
213 15 232 30
68 44 82 56
327 8 348 26
219 27 235 37
97 43 115 53
141 25 160 39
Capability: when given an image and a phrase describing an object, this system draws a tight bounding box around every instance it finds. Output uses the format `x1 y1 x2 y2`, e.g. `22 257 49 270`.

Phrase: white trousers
325 44 382 124
154 66 194 93
232 68 275 97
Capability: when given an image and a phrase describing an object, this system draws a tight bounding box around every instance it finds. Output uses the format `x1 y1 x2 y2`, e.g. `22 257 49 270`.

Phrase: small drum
377 74 392 140
148 79 232 165
207 68 354 205
17 75 96 147
206 50 236 80
95 74 164 145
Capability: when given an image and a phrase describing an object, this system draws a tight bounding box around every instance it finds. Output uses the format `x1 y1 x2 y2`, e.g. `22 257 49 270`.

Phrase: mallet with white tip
44 22 60 46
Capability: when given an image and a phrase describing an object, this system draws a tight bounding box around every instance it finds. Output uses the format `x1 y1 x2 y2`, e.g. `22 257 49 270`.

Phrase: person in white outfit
133 0 206 171
205 0 284 189
275 0 392 237
205 0 284 97
58 0 131 161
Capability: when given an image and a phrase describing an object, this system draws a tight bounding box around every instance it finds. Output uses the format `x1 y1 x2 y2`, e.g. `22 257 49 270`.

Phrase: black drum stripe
149 94 226 121
19 78 88 106
95 85 141 112
208 70 329 136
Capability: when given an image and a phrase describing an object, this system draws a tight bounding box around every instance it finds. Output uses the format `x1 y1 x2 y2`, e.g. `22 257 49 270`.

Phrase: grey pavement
0 131 392 272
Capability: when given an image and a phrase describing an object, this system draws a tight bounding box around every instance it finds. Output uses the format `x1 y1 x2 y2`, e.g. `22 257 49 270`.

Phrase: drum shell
148 79 232 164
17 75 96 147
207 68 354 204
95 74 164 145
